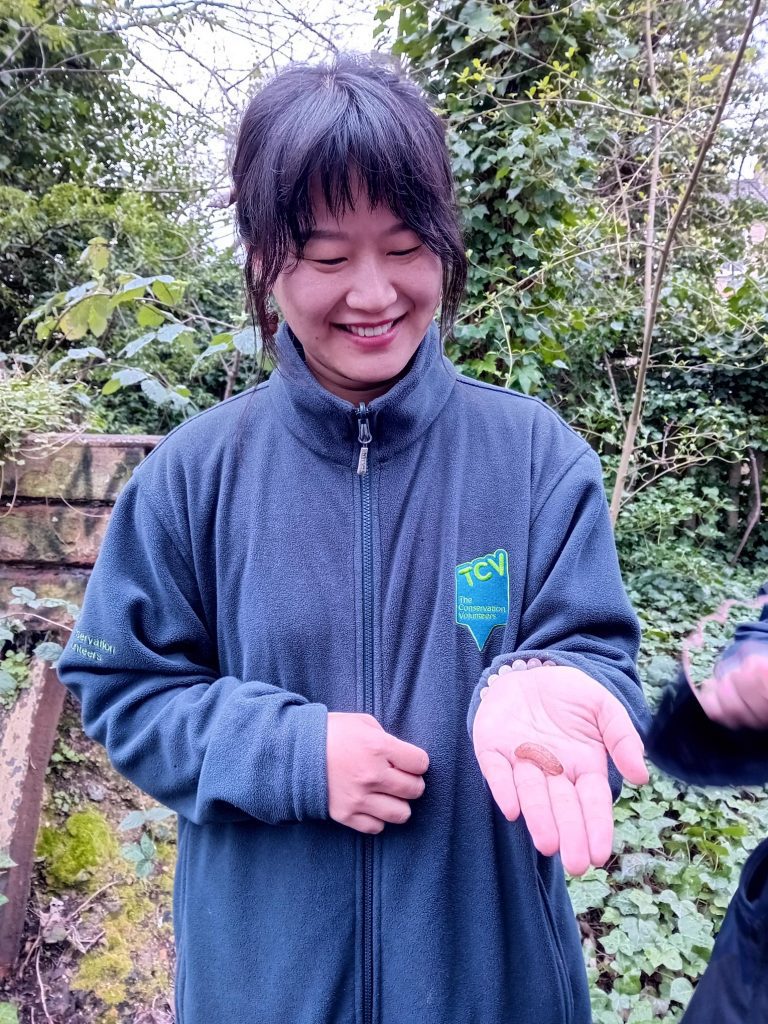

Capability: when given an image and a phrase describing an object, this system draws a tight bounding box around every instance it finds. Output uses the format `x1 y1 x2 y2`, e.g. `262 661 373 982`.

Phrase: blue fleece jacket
58 322 649 1024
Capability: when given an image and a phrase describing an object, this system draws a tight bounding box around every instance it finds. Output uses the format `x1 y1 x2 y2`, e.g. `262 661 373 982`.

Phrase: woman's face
271 182 443 405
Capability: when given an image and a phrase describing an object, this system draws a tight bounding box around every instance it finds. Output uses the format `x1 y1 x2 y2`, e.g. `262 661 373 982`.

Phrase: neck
303 353 418 407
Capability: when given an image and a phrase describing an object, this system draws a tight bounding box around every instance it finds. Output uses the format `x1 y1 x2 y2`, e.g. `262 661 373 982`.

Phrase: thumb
385 733 430 775
594 688 648 785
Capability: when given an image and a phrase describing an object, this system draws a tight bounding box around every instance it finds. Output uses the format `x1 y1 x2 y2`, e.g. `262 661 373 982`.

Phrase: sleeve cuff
289 702 329 820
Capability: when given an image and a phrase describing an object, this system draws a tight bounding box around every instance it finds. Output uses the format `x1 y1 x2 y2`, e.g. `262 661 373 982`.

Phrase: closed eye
311 245 422 266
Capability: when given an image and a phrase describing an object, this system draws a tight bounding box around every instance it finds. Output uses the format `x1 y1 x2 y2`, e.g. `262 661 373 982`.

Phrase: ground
0 695 176 1024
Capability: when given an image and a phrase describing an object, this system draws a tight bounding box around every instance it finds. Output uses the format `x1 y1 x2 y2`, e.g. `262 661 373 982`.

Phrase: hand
472 661 648 875
326 712 429 834
694 644 768 729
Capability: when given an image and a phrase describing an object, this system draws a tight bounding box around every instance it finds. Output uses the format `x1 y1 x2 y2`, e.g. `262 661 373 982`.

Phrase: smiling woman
57 51 650 1024
230 54 466 363
271 191 443 402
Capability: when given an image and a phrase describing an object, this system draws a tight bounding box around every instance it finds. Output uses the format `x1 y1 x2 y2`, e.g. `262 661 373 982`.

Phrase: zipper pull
356 403 372 476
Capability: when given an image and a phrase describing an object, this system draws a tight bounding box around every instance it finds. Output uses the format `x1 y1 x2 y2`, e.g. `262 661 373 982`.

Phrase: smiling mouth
335 314 406 338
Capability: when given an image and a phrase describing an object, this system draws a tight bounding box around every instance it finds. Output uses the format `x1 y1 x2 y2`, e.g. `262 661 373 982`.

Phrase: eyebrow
307 220 413 241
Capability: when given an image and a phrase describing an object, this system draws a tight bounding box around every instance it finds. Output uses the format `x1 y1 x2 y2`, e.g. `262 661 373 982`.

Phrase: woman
58 54 649 1024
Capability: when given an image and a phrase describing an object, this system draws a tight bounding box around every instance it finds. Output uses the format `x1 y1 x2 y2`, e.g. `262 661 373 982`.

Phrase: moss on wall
36 809 118 889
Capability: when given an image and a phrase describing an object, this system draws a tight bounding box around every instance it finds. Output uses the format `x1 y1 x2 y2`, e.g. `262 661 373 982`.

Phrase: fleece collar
267 320 456 469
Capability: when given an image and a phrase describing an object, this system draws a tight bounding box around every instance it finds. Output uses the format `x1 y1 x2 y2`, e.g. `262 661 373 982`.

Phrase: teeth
346 320 394 337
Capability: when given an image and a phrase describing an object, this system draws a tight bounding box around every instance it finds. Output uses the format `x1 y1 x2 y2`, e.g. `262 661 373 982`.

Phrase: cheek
415 270 444 313
274 270 329 322
411 256 443 309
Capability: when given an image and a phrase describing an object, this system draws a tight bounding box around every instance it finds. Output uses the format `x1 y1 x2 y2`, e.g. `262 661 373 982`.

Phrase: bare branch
609 0 763 523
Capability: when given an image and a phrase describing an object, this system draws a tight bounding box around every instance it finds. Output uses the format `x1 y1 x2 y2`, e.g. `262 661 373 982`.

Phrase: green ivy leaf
567 870 611 914
668 977 694 1005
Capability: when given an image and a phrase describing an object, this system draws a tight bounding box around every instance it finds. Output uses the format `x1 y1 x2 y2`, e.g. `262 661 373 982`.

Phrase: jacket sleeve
730 581 768 649
467 448 650 771
57 477 328 826
644 583 768 786
644 668 768 786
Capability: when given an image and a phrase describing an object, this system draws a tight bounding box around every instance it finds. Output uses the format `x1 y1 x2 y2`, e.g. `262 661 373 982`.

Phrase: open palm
473 663 648 875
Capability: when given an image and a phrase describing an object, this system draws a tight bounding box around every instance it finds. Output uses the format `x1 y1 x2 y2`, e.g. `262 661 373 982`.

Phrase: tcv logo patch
455 548 510 650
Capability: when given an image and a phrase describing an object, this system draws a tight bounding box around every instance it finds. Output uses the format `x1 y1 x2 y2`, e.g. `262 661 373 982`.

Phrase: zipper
357 401 372 476
356 402 375 1024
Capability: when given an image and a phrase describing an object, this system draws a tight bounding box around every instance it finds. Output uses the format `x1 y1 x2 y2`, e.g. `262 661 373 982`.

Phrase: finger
513 760 559 857
575 772 614 868
365 794 413 825
715 667 766 728
696 675 753 728
347 814 385 835
385 735 429 775
380 767 426 801
476 750 520 820
694 677 730 723
594 691 649 785
547 773 590 876
739 656 768 725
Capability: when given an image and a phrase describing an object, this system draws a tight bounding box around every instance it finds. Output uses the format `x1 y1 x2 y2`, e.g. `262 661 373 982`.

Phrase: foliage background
2 0 768 1021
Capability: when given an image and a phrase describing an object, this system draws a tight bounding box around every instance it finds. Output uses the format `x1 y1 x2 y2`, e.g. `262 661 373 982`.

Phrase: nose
345 258 398 313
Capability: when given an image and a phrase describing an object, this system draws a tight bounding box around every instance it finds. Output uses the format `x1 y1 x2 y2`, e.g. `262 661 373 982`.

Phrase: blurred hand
327 712 429 834
694 644 768 729
473 661 648 875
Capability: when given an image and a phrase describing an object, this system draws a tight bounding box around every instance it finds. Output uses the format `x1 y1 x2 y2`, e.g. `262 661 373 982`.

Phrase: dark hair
231 52 467 361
